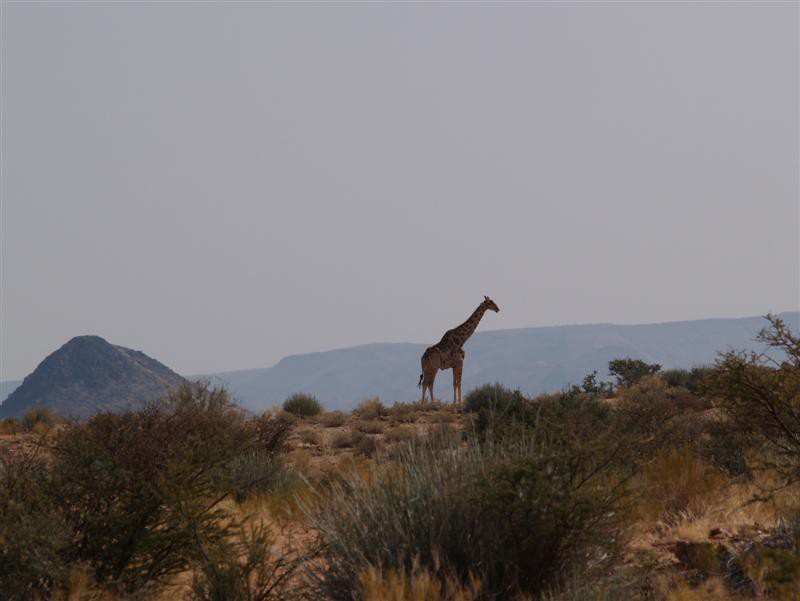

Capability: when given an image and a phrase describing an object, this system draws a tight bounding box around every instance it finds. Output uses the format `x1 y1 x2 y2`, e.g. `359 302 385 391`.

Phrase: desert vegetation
1 315 799 599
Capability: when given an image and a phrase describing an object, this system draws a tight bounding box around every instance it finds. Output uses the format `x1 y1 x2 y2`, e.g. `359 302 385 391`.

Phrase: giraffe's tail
418 373 423 388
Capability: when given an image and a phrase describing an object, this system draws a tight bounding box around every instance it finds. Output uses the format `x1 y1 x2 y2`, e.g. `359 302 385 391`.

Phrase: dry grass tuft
389 402 419 423
354 398 388 420
641 448 728 522
360 556 482 601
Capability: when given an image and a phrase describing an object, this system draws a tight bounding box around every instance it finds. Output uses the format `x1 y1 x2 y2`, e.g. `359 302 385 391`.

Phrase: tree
608 358 662 387
704 314 800 485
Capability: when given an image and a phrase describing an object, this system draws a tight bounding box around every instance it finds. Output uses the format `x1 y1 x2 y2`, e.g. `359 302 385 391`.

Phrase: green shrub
463 382 526 414
462 383 532 440
303 433 633 600
52 382 276 594
283 393 323 417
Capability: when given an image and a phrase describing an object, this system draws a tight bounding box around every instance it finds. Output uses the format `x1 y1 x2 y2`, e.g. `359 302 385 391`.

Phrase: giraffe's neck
448 303 489 347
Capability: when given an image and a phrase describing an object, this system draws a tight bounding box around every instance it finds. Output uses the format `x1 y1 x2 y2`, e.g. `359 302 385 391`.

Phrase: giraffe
418 296 500 404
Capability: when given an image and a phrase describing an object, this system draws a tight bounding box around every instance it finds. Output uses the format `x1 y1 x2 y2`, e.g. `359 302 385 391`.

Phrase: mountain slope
0 335 185 419
209 312 799 412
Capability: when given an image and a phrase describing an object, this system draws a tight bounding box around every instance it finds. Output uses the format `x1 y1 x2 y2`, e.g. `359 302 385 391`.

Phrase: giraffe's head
483 295 500 312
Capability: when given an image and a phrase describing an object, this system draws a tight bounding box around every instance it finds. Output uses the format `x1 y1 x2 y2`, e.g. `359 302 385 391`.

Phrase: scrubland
1 316 799 600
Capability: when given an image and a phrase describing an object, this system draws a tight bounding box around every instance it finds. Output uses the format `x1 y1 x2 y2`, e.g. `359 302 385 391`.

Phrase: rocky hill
0 335 184 420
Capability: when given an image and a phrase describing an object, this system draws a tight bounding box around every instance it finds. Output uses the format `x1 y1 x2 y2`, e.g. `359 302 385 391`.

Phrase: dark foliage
0 381 292 597
283 393 324 417
0 445 70 600
662 366 714 394
703 315 800 485
608 358 662 387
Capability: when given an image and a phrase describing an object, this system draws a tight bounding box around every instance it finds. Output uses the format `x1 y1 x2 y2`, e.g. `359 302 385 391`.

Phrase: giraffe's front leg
453 361 463 405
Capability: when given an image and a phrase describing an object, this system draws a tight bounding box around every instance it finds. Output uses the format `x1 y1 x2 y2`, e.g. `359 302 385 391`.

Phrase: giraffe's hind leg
421 367 437 402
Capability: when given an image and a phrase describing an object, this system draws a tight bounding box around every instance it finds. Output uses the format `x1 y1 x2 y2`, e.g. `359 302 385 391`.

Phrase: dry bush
298 428 321 446
354 398 388 420
385 425 417 444
318 411 348 428
21 407 63 433
355 435 380 458
0 419 22 435
429 411 457 424
641 448 728 522
330 428 366 449
356 420 385 434
389 403 419 424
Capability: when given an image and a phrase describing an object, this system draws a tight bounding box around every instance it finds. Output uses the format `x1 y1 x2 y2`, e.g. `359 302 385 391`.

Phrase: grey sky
2 1 798 381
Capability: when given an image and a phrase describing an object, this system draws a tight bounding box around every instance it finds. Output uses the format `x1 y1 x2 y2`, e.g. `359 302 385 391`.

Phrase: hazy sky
2 1 798 380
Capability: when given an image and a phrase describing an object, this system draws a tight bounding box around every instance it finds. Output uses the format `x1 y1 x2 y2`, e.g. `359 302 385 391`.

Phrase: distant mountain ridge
2 313 797 417
0 335 185 419
207 312 799 412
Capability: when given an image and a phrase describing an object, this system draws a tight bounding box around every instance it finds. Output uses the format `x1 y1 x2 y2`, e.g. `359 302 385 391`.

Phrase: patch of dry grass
330 428 366 449
385 424 417 444
355 419 386 434
317 411 347 428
